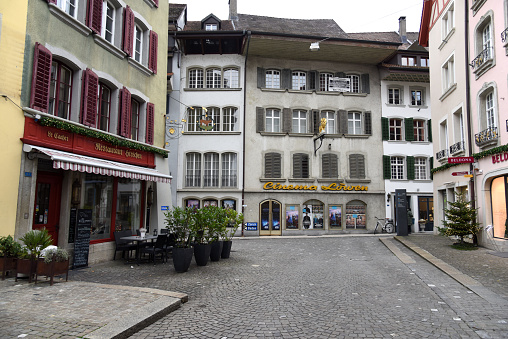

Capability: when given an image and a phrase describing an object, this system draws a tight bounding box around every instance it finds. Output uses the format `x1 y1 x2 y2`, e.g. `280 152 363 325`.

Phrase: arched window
345 201 366 229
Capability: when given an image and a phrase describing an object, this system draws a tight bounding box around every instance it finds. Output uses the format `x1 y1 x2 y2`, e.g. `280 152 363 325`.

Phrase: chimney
229 0 238 21
399 16 407 44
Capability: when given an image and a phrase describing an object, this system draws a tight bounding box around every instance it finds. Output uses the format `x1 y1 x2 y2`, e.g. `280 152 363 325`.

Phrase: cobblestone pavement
67 235 508 339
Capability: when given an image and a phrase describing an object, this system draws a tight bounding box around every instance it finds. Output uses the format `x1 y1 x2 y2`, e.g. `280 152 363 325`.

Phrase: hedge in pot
165 206 194 273
0 235 23 280
208 206 227 262
17 229 53 282
191 207 214 266
36 247 69 285
221 209 243 259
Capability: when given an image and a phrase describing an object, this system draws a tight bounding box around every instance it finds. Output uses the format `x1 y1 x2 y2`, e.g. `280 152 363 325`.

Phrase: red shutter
118 87 131 138
153 0 159 8
86 0 103 34
122 6 134 56
148 30 158 74
80 69 99 127
30 42 53 113
46 0 57 4
146 103 155 145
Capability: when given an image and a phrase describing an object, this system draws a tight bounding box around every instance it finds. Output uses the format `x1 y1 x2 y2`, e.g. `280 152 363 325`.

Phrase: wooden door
33 172 62 245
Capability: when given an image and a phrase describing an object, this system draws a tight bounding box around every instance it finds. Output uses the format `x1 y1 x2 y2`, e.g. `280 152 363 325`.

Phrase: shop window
491 176 508 238
115 179 141 233
83 174 113 240
329 205 342 229
185 199 200 209
345 201 366 229
285 205 299 230
203 199 218 207
221 199 236 210
260 200 281 234
264 152 282 178
302 201 324 229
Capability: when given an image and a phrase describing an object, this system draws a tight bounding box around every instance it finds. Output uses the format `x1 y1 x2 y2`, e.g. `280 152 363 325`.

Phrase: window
348 112 362 135
486 92 495 129
292 110 307 133
222 107 236 132
204 153 219 187
347 75 360 93
401 56 416 66
349 154 365 179
186 153 201 187
189 68 204 88
207 107 220 131
265 153 281 178
97 83 111 132
292 71 306 90
388 87 402 104
266 109 281 133
442 3 454 38
322 153 338 178
345 201 366 229
321 111 335 134
482 23 492 59
49 60 73 119
206 68 222 88
413 119 426 142
420 57 429 67
442 55 455 92
389 118 403 141
130 99 140 140
415 157 428 180
115 179 141 234
223 68 239 88
391 156 404 180
222 153 237 187
319 72 333 91
411 89 424 106
205 24 218 31
101 1 115 44
57 0 77 18
82 174 113 241
133 24 143 63
266 70 280 89
293 153 309 178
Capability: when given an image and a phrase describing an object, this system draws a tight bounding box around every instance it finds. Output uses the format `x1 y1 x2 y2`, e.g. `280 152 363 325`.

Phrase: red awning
23 144 171 183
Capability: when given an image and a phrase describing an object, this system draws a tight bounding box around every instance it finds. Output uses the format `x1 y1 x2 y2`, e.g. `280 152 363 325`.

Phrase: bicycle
374 217 394 234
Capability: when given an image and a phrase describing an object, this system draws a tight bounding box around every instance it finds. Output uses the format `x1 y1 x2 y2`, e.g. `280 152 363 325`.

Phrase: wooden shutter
118 87 131 138
80 68 99 127
146 102 155 145
407 156 415 180
257 67 265 88
282 108 291 133
427 119 432 142
256 107 264 133
339 110 348 134
122 6 135 56
293 153 308 178
308 71 316 90
281 69 291 89
361 74 370 94
381 117 389 140
364 111 372 135
383 155 391 179
86 0 102 34
335 72 346 78
350 154 365 179
148 30 158 74
430 157 434 179
313 110 320 134
322 153 338 178
405 117 414 141
30 42 53 113
265 153 281 178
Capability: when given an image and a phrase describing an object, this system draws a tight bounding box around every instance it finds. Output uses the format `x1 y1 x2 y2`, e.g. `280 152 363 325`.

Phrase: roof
183 20 236 31
168 4 186 21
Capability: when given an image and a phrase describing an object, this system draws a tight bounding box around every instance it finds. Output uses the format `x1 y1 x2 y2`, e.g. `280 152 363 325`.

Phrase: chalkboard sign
73 209 92 269
68 208 77 244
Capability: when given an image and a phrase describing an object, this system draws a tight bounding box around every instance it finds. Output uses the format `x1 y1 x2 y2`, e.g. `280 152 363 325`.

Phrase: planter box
35 259 69 286
16 258 37 283
0 257 17 280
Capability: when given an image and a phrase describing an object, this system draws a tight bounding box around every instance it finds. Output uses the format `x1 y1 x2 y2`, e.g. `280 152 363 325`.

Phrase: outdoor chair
113 230 137 260
163 232 176 259
139 234 167 263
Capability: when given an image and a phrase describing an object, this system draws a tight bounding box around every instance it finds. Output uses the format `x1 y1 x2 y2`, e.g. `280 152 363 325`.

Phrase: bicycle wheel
385 223 394 233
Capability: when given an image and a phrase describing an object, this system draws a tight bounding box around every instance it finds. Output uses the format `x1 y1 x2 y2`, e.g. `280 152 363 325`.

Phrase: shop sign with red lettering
452 171 470 176
492 152 508 164
448 157 474 164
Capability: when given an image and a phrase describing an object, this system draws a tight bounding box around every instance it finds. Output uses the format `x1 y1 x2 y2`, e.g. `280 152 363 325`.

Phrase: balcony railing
470 47 493 70
449 140 465 155
501 27 508 43
475 126 499 147
436 149 449 161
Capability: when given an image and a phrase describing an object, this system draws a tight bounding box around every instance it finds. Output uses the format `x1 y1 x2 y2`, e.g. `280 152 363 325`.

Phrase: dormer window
206 24 218 31
201 14 221 31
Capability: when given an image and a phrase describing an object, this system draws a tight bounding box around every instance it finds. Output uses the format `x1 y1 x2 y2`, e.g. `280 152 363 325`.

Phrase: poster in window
286 205 299 229
222 199 236 210
203 200 218 207
186 199 200 209
345 203 366 229
302 203 324 229
329 205 342 228
312 204 324 228
261 201 270 230
272 201 281 230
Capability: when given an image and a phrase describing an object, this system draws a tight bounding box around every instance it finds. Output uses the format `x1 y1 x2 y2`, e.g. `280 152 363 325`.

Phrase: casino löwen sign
263 182 368 192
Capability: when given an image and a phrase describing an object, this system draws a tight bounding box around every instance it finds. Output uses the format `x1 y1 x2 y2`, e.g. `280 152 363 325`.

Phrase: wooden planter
16 258 37 283
35 259 69 286
0 257 17 280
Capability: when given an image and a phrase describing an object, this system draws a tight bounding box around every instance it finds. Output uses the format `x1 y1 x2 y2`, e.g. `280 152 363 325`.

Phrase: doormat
488 252 508 258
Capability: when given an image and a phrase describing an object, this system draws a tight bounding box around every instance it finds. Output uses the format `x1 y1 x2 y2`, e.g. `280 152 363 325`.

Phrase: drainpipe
241 31 251 237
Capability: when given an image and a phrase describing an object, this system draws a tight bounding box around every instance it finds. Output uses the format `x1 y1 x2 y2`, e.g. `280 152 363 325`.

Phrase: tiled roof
168 4 186 21
348 32 401 43
183 19 236 31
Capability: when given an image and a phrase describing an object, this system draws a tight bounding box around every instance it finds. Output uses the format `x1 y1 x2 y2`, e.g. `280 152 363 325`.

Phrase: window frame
133 23 143 64
223 67 239 88
390 156 405 180
48 60 73 120
414 157 428 180
185 152 201 187
265 108 281 133
265 69 281 89
264 152 282 178
206 67 222 88
319 72 333 92
320 110 335 134
203 152 220 187
389 118 403 141
442 55 455 94
130 98 140 141
410 88 425 106
97 82 111 132
413 119 426 142
347 111 362 135
221 152 237 187
222 107 236 132
101 0 115 44
292 71 307 90
189 68 204 89
57 0 78 19
442 3 455 39
388 86 403 105
292 110 308 134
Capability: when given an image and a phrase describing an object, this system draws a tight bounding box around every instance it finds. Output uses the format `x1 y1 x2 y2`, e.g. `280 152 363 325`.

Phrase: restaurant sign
263 182 368 192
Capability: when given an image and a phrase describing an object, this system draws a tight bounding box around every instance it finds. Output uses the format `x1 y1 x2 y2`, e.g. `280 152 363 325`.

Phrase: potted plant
0 235 23 280
36 247 69 285
208 206 226 262
17 229 53 282
221 209 243 259
191 207 214 266
165 206 194 273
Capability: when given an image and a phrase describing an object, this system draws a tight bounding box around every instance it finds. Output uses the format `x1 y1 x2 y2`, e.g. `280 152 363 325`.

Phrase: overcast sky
170 0 424 33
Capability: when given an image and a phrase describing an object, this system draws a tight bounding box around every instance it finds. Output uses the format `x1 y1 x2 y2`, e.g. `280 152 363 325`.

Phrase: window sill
182 131 241 135
287 89 313 94
288 178 316 183
413 179 433 183
288 133 313 137
143 0 158 8
344 134 369 139
387 140 405 143
439 83 457 101
260 178 286 182
471 0 486 15
385 103 405 107
184 87 242 91
317 178 344 183
93 35 126 59
473 58 495 79
260 88 286 92
345 178 371 183
411 141 431 145
343 92 367 97
48 4 92 37
128 58 153 76
408 105 428 109
316 91 340 96
259 132 286 136
439 28 455 50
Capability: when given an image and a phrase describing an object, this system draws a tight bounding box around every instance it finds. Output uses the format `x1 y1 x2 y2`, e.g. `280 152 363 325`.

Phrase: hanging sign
448 157 474 164
451 171 470 176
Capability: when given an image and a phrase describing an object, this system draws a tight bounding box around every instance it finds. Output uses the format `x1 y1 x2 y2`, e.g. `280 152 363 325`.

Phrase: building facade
15 0 170 264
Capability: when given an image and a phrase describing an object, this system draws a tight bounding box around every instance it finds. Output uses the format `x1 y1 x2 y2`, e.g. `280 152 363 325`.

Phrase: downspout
241 31 251 237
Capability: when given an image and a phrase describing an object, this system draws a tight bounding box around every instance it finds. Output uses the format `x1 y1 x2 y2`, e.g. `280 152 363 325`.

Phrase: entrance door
259 200 282 236
33 172 62 245
418 196 434 231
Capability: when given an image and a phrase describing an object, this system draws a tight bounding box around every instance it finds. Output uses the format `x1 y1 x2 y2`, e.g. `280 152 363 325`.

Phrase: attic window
205 24 218 31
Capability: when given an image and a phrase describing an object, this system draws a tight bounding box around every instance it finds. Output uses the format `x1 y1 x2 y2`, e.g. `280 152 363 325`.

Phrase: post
395 189 408 236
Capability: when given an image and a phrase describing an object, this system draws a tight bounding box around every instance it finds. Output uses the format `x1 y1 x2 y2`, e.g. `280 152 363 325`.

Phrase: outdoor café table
120 235 158 265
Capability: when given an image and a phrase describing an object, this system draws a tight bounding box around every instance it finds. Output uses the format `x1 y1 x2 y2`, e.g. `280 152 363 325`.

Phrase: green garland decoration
431 142 508 175
39 116 168 158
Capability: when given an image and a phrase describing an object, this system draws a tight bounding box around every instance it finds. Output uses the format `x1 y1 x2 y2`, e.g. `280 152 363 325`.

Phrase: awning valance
23 144 172 184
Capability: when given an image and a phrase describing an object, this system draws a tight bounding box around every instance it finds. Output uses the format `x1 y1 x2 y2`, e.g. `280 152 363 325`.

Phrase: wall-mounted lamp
71 179 81 206
387 192 391 203
309 37 331 51
147 185 154 207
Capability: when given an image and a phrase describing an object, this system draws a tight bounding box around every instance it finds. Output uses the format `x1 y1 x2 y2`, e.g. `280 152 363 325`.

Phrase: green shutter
382 117 389 140
429 157 434 179
407 156 415 180
405 118 414 141
427 119 432 142
383 155 391 179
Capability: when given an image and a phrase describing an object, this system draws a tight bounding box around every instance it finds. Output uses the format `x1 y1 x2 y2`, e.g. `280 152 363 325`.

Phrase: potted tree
221 209 243 259
36 247 69 285
208 206 226 262
0 235 22 280
17 229 53 282
165 206 194 273
192 207 213 266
